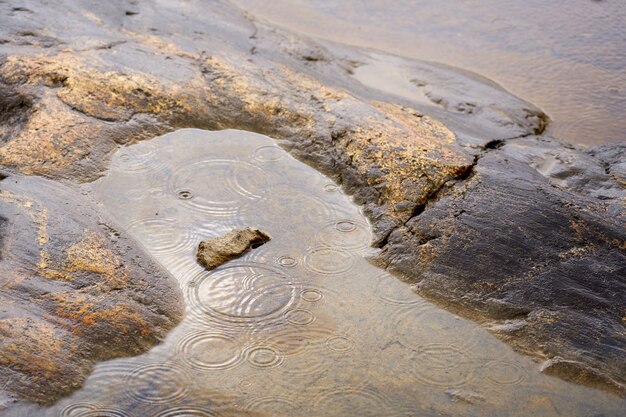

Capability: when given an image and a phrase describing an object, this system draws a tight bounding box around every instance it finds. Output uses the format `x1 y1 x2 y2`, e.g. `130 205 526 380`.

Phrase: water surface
14 129 624 416
232 0 626 146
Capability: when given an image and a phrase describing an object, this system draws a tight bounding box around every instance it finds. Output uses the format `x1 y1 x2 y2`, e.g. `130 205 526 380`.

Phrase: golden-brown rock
196 228 271 270
0 173 183 404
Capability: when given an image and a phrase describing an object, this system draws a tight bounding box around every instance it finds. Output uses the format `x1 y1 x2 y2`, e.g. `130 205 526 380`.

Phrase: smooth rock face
0 0 624 402
0 173 183 405
197 228 271 270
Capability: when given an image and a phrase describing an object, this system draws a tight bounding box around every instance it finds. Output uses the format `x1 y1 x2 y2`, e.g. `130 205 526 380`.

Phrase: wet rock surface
0 173 183 405
58 129 622 417
0 0 544 244
0 0 623 405
197 228 271 271
375 137 626 395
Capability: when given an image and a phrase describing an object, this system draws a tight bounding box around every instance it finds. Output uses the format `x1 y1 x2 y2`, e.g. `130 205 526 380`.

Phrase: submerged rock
196 228 271 270
0 173 183 405
541 357 626 397
445 388 486 404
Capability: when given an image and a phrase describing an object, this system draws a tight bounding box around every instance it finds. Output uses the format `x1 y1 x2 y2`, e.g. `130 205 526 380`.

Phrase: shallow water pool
15 129 624 417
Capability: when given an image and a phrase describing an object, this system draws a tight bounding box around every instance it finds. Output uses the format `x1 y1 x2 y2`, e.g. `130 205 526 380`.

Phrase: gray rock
374 136 626 396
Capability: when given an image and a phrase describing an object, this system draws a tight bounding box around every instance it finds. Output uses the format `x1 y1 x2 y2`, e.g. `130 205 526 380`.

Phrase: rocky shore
0 0 623 405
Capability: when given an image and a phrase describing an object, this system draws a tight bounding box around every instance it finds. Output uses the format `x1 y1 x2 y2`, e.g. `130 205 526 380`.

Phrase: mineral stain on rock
0 0 624 411
196 228 271 270
0 173 183 405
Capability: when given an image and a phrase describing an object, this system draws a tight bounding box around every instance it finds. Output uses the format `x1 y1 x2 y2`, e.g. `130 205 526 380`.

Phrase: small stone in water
196 228 271 270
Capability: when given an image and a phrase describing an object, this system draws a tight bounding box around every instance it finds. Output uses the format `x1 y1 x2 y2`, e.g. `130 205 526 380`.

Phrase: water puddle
20 129 623 416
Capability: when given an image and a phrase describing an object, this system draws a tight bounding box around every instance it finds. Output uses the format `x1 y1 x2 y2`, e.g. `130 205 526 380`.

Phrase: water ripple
125 363 190 404
284 308 315 326
317 219 371 253
245 345 284 369
304 246 356 276
281 350 331 377
313 386 391 417
275 254 299 268
253 145 285 162
238 188 336 231
151 406 217 417
111 144 166 175
170 159 268 217
74 408 129 417
60 402 100 417
326 335 356 353
300 288 324 302
373 272 425 306
410 344 474 388
393 305 482 352
177 330 245 371
126 217 200 256
323 183 339 192
243 396 297 415
482 360 528 386
250 324 336 356
187 263 298 326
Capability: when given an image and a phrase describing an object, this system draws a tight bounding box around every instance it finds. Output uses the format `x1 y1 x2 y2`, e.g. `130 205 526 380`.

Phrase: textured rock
0 173 183 404
0 0 544 245
197 228 271 270
374 137 626 396
0 0 623 402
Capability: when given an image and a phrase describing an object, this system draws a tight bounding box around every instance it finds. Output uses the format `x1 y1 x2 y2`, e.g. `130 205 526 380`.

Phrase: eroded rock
196 228 271 270
374 137 626 396
0 173 183 405
0 0 623 401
